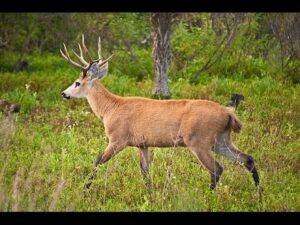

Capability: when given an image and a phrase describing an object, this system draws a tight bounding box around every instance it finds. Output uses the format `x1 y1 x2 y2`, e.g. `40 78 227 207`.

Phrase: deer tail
227 111 242 133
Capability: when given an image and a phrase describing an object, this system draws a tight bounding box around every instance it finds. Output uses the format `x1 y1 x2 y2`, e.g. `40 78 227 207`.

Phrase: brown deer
60 35 260 191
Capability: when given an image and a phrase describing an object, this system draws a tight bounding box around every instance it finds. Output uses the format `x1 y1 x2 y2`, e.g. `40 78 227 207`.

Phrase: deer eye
75 82 80 88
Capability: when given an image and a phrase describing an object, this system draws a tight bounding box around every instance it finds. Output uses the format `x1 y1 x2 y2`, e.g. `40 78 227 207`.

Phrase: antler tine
60 48 69 61
81 34 93 62
60 43 86 70
97 54 114 67
98 36 102 61
72 43 89 66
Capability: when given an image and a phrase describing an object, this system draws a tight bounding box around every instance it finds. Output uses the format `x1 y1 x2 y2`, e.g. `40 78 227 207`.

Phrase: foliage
0 13 299 211
171 13 299 83
0 13 299 83
0 53 299 211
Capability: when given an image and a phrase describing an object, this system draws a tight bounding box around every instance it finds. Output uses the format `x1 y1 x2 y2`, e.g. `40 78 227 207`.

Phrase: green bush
0 61 299 211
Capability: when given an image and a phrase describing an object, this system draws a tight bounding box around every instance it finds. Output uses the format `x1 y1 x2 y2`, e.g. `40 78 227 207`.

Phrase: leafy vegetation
0 13 299 211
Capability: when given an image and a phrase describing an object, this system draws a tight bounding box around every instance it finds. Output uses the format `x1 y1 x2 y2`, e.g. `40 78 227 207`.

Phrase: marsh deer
60 35 260 190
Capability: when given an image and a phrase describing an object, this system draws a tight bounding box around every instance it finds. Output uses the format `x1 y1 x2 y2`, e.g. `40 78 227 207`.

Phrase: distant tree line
0 13 299 97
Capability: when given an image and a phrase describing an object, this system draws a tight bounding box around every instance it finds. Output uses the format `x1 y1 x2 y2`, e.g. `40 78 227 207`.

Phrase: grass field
0 54 299 211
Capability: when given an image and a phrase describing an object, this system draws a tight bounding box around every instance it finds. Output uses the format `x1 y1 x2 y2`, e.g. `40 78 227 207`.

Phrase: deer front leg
139 147 149 176
84 143 124 190
94 143 124 166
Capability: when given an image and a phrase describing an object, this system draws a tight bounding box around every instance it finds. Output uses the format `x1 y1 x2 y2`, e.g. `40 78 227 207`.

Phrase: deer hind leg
139 147 149 176
188 143 223 190
213 131 260 187
84 143 125 190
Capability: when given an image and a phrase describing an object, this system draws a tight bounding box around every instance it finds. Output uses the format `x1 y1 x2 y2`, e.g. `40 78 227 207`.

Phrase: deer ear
88 61 109 81
98 62 109 80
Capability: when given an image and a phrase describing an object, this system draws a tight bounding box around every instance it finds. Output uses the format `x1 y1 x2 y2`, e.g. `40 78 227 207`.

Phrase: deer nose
62 92 71 99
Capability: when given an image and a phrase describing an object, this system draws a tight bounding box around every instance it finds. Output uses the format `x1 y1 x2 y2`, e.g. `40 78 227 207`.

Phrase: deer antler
72 43 89 67
60 43 87 70
98 54 113 67
60 34 113 72
81 34 93 62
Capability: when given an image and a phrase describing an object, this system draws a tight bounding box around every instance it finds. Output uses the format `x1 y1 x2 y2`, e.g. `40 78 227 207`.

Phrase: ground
0 63 299 211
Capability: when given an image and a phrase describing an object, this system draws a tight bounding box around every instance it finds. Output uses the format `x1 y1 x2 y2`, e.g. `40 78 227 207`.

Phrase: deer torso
87 82 229 148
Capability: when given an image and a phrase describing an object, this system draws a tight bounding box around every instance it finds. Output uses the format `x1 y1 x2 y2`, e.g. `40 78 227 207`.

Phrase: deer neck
86 81 120 119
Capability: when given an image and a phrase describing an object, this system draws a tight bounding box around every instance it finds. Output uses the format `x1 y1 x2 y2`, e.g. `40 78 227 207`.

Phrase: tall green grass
0 54 299 211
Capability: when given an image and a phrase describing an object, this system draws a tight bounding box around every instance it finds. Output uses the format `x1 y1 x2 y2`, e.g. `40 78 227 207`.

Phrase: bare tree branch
190 14 243 84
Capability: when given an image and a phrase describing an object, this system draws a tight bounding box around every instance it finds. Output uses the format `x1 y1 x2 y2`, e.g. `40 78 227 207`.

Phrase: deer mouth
61 92 71 99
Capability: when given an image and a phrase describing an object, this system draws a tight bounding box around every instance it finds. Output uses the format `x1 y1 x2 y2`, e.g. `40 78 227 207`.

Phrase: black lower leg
94 153 104 167
84 167 98 189
245 156 260 186
210 174 220 190
251 167 260 186
210 166 223 190
84 154 104 190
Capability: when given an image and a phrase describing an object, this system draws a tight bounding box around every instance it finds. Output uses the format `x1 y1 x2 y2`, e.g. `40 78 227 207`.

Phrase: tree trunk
14 18 37 72
151 13 172 99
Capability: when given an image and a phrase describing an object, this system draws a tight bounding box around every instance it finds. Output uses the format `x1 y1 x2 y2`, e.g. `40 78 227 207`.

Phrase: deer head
60 34 113 99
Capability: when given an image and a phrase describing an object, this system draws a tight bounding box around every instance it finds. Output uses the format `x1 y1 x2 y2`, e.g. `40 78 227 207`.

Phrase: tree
190 13 244 84
151 13 173 99
267 13 300 69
